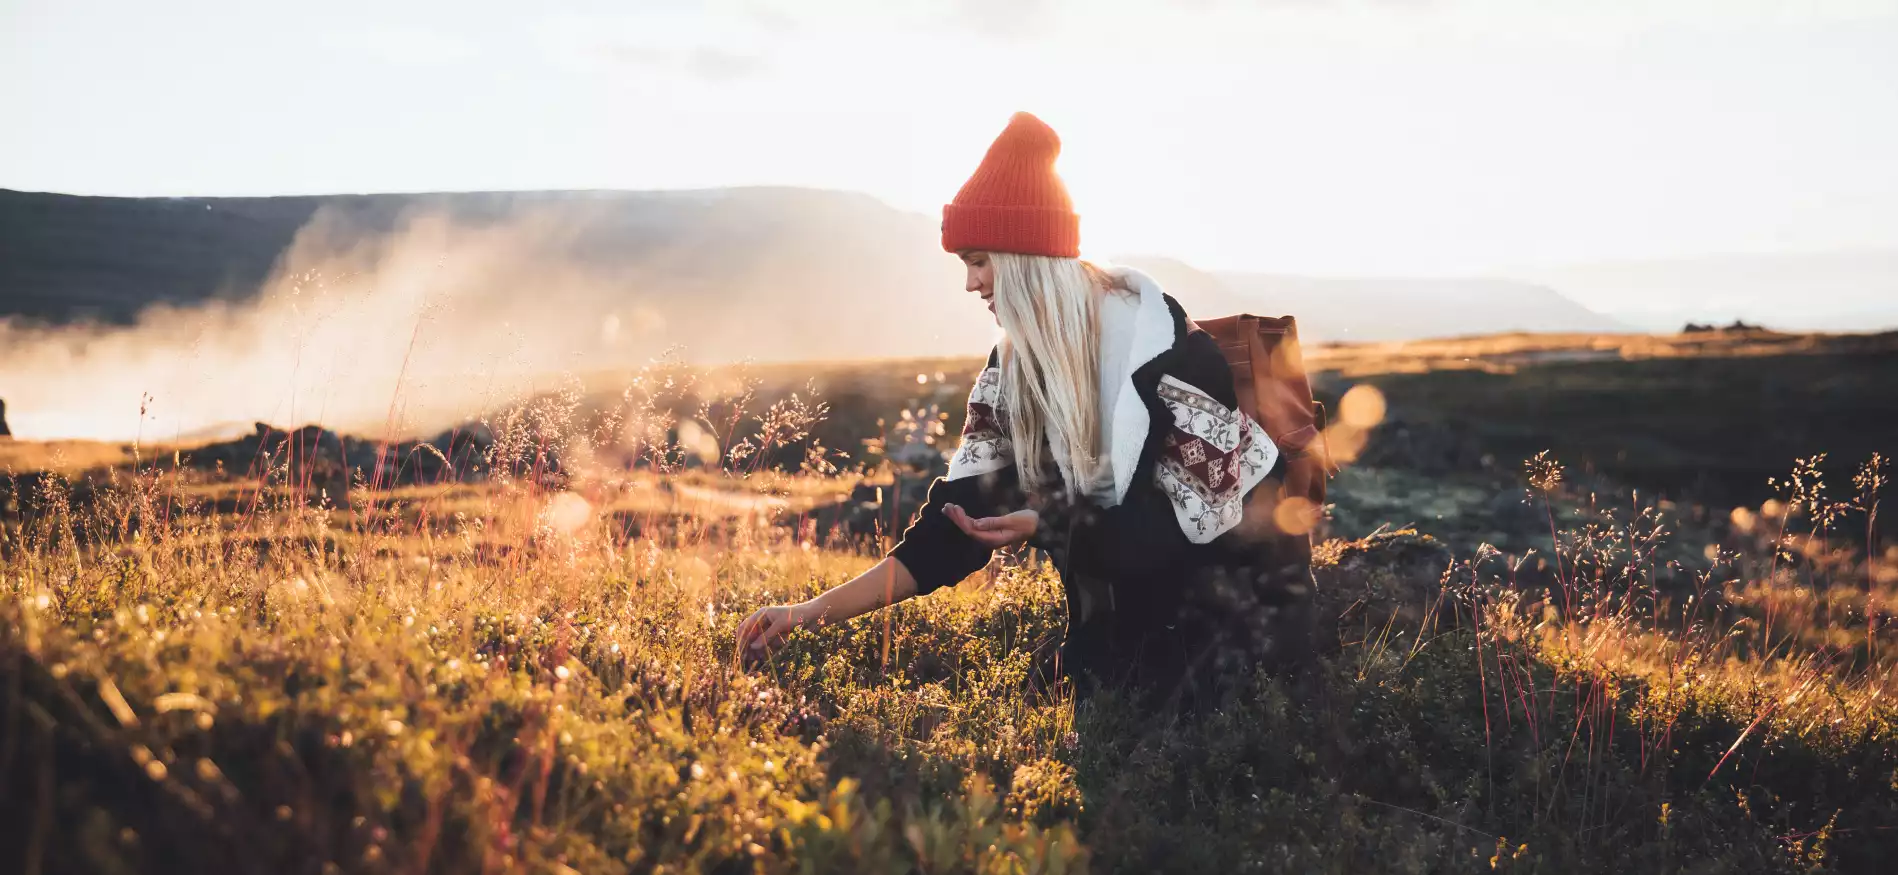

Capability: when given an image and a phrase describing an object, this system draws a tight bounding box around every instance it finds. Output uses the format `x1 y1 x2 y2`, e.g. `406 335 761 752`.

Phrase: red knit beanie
941 112 1080 258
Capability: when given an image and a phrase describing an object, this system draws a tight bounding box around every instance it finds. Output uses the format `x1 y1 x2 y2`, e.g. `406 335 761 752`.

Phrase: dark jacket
889 269 1313 708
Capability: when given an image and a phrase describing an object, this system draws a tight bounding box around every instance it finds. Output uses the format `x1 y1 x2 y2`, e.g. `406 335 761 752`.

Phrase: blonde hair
988 252 1126 496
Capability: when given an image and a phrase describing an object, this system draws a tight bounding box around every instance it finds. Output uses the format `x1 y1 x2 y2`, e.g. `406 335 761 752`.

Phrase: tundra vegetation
1 350 1893 874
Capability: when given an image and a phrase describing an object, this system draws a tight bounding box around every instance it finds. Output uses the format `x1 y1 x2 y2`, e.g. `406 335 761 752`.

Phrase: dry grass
1306 326 1898 378
0 439 137 476
2 373 1894 873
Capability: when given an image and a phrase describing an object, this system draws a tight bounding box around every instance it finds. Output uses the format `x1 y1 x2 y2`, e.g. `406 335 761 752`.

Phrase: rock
174 419 504 488
1312 529 1455 651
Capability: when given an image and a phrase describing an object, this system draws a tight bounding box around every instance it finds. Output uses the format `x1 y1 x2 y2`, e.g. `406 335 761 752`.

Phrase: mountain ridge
1114 255 1632 343
1510 248 1898 333
2 186 1637 350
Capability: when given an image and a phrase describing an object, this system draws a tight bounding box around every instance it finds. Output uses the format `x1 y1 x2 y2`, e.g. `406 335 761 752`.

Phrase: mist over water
0 208 673 442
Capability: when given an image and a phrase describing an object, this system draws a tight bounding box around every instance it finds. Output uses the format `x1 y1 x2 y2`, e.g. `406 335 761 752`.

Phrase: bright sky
4 0 1896 275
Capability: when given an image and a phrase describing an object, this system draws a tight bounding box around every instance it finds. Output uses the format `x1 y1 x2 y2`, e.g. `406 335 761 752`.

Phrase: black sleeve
886 349 1027 596
1039 331 1284 580
887 466 1023 595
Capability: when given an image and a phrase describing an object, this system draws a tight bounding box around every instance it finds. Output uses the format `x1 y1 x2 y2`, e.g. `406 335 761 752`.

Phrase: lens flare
1273 495 1319 536
541 491 594 535
1338 384 1387 430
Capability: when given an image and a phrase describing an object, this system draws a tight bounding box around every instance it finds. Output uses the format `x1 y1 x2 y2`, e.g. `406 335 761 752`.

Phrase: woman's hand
731 558 921 668
943 504 1039 549
735 602 812 658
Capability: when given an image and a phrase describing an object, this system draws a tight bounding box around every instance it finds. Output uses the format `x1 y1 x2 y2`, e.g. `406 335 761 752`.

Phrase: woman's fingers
951 505 997 529
964 516 1017 546
750 607 800 651
947 504 1040 548
735 611 759 650
736 604 814 667
946 504 981 536
737 608 776 651
946 503 1005 537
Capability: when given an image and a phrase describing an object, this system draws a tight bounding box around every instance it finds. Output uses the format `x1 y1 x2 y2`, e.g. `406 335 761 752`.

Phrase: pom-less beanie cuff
941 204 1081 258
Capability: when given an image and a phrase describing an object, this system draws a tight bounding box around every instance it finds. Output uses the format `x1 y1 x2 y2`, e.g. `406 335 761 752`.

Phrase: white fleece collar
1103 264 1179 504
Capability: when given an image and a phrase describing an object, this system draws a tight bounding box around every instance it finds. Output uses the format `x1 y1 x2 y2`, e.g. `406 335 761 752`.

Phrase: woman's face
959 251 995 319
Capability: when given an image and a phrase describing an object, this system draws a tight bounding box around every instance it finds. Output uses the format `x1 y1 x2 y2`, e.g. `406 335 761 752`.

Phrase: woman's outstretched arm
738 351 1018 661
735 556 920 657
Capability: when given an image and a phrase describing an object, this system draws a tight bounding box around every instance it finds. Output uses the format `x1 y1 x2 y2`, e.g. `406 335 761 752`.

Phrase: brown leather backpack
1188 314 1335 540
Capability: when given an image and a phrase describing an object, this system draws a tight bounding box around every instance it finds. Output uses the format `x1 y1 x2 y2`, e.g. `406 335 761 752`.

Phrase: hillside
3 188 1626 349
1122 256 1632 343
1515 249 1898 333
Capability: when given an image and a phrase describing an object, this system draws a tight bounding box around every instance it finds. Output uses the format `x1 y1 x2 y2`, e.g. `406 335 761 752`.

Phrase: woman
737 112 1313 709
